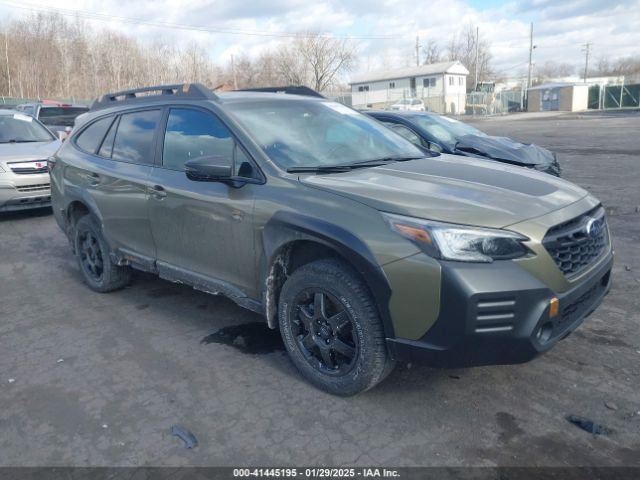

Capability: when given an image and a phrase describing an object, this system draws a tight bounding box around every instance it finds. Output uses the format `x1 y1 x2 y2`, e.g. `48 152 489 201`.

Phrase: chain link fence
465 90 525 116
588 83 640 109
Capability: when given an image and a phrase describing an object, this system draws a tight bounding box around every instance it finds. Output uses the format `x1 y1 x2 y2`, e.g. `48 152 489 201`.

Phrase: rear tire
278 259 394 396
74 214 131 293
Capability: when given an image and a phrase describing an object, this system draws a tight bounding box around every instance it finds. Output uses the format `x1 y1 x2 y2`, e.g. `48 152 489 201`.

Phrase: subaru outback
50 84 613 396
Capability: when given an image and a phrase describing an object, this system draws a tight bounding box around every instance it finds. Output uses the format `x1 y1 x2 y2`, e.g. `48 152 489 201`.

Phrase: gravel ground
0 111 639 467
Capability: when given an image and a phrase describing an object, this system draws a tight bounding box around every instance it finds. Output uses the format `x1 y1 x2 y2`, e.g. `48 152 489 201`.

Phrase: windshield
410 114 486 149
0 113 55 143
227 99 424 170
38 107 89 127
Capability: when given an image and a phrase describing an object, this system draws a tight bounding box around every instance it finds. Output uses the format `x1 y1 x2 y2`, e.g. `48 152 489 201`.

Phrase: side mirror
427 141 443 154
184 155 233 182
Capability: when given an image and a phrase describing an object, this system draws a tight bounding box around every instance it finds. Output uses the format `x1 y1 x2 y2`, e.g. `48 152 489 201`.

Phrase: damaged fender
261 211 394 337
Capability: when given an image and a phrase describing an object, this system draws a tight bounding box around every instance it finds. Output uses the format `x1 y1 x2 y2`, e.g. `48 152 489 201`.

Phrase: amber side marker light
549 297 559 318
394 223 433 244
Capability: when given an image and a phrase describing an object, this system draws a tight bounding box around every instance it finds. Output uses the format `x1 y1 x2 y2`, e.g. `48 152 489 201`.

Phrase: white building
349 61 470 113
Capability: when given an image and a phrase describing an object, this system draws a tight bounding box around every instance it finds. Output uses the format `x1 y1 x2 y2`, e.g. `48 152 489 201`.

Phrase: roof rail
90 83 217 111
237 86 326 99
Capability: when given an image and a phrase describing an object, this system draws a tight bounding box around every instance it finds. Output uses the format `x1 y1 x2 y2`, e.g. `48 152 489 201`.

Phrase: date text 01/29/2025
233 468 400 478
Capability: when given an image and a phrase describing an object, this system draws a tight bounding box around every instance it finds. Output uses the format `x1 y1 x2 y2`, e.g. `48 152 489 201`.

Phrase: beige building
527 83 589 112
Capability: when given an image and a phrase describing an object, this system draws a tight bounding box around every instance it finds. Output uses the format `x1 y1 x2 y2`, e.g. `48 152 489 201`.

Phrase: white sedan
390 98 425 111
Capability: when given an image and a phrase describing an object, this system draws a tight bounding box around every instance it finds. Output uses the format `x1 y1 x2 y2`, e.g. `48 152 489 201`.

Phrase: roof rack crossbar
237 86 326 99
90 83 217 110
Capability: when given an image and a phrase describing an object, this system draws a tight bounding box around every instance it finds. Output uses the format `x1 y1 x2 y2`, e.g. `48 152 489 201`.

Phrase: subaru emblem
586 217 602 239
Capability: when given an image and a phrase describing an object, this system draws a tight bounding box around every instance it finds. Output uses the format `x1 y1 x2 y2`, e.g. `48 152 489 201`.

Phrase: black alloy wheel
78 229 104 282
291 289 359 376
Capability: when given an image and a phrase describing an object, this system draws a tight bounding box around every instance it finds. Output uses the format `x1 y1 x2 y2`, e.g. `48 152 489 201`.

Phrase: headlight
382 212 530 262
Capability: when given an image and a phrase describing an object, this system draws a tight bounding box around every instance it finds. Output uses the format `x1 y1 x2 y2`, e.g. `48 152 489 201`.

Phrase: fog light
549 297 559 318
536 322 553 344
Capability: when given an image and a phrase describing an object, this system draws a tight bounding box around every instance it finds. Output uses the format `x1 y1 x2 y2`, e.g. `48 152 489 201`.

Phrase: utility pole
4 32 11 97
525 22 534 105
230 54 238 90
582 42 592 83
474 26 479 90
415 35 421 66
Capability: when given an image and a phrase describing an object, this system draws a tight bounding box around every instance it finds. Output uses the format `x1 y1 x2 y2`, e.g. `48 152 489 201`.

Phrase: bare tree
534 60 575 82
0 12 222 100
446 23 492 91
271 33 356 92
421 39 442 65
590 54 640 79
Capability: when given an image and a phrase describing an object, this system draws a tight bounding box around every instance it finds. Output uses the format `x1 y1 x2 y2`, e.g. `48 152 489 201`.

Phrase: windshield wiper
287 156 427 174
287 165 354 173
2 139 41 143
349 155 425 166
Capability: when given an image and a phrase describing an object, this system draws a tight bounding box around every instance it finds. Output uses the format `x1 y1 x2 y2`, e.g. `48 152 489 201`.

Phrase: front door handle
149 184 167 199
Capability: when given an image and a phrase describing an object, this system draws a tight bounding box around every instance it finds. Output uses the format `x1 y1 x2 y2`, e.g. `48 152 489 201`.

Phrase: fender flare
64 187 104 225
261 211 395 338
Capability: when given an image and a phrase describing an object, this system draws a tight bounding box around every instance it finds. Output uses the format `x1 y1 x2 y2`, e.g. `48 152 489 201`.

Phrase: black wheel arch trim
261 210 395 339
63 187 104 226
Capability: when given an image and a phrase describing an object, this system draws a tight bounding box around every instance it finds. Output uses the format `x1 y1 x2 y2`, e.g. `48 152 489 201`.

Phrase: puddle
201 322 285 354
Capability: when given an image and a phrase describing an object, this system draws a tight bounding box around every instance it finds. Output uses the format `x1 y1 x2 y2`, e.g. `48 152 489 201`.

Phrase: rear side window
75 116 113 154
112 110 161 164
98 116 119 158
162 108 233 170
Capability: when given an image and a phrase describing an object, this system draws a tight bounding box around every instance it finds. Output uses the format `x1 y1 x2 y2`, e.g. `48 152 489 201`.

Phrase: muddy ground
1 111 639 466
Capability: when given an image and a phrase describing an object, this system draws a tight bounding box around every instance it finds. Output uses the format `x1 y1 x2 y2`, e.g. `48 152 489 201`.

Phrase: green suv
50 84 613 396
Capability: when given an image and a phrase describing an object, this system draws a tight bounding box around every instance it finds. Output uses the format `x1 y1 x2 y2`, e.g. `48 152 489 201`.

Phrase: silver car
0 109 60 212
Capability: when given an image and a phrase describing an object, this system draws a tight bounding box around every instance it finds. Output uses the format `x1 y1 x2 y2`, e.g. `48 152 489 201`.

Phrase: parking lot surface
1 111 639 467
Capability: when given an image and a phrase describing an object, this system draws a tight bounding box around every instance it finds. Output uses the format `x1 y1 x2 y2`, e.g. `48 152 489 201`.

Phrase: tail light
47 156 57 173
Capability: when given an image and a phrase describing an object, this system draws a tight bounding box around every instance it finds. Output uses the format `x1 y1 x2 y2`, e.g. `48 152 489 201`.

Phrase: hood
301 155 589 229
0 140 61 169
455 134 554 167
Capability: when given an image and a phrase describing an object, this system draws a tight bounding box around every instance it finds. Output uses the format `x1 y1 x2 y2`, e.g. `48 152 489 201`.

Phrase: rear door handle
149 184 167 199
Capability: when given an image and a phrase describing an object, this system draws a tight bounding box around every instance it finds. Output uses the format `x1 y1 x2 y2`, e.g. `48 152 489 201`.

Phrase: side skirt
111 249 263 315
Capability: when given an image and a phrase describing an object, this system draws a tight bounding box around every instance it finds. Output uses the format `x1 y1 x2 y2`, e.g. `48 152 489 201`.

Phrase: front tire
278 259 394 396
74 214 131 293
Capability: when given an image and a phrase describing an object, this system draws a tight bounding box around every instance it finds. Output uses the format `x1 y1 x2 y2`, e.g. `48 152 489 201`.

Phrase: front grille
543 206 609 277
16 183 50 192
10 166 48 175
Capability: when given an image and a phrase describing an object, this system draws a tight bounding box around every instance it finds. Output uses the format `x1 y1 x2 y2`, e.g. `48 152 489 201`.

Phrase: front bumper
0 173 51 212
386 251 613 367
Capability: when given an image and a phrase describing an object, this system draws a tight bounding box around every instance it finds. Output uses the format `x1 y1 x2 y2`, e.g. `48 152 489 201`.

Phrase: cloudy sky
0 0 638 80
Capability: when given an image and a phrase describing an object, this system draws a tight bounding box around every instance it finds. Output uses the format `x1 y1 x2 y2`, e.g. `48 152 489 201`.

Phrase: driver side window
162 108 234 171
386 123 421 146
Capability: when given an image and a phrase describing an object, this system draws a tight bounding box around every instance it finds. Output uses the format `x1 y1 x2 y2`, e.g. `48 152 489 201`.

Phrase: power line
0 0 399 40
